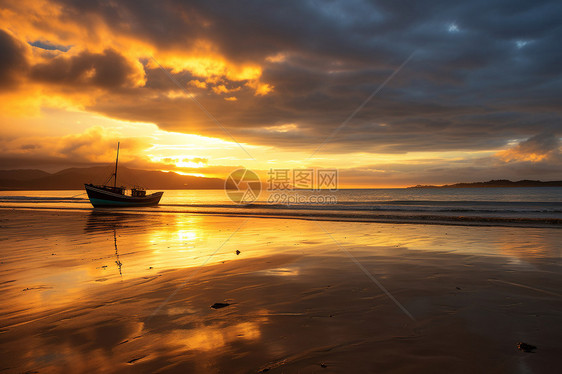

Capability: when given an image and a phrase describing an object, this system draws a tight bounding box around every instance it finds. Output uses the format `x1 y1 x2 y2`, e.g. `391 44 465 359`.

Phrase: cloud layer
0 0 560 183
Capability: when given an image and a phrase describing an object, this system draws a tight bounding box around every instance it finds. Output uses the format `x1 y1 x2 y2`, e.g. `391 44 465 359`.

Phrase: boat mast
113 142 120 188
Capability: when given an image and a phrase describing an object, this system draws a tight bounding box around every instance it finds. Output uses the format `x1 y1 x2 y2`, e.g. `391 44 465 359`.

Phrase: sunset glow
0 0 560 186
1 3 561 373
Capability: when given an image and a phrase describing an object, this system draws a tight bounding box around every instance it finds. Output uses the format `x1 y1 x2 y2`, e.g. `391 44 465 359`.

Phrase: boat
84 142 164 207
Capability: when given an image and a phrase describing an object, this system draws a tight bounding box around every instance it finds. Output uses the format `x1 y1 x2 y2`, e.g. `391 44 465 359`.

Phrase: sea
1 188 561 226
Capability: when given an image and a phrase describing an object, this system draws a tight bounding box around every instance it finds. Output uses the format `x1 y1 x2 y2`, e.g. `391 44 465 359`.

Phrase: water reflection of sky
1 209 560 372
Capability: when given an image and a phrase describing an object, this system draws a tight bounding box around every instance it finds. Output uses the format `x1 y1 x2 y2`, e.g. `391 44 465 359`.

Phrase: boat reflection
114 227 123 278
84 210 140 233
85 211 128 278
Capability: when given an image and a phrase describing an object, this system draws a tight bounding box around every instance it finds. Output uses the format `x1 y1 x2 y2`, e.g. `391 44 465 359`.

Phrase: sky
0 0 561 187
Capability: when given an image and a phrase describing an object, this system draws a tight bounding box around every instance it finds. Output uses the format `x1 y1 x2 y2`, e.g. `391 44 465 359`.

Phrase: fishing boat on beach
84 142 163 207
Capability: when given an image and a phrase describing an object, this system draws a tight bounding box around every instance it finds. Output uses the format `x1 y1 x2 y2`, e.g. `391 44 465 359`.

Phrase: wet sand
0 209 561 373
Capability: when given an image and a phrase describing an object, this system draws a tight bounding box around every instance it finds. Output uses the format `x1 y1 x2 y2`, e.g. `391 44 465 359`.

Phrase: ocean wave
2 204 560 227
104 207 562 226
2 198 562 214
156 202 562 214
1 191 561 227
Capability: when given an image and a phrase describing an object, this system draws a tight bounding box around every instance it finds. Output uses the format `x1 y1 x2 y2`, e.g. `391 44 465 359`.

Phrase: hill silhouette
0 169 50 181
408 179 562 188
0 166 231 190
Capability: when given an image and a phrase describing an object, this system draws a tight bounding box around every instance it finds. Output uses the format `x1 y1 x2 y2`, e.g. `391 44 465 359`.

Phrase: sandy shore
0 209 561 373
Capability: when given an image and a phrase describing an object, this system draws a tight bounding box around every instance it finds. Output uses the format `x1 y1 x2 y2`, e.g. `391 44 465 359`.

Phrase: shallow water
1 187 561 226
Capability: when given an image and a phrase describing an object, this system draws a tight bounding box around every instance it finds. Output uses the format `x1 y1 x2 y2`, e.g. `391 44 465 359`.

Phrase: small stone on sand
210 302 231 309
517 342 537 352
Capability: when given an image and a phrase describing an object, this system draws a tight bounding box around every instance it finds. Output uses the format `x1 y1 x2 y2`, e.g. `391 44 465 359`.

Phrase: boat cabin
131 188 146 197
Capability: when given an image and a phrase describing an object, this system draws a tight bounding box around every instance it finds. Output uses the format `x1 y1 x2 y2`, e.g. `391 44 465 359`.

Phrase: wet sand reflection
0 209 560 373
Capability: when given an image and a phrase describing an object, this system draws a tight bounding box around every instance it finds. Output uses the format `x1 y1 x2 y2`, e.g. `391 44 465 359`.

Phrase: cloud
212 84 233 94
0 27 146 115
0 29 29 89
30 48 145 88
71 0 559 154
189 79 207 89
497 133 561 162
0 126 151 170
338 154 562 187
0 0 561 182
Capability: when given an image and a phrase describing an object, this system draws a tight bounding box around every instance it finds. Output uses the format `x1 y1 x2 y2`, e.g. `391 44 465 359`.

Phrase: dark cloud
517 132 560 153
71 0 562 154
3 0 562 158
0 29 28 89
30 49 142 88
497 132 561 162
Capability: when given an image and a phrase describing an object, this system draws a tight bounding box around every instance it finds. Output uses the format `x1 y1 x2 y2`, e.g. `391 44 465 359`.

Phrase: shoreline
1 205 561 228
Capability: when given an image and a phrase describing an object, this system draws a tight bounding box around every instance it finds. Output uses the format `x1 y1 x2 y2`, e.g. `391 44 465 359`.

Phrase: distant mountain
0 169 50 181
408 179 562 188
0 166 232 190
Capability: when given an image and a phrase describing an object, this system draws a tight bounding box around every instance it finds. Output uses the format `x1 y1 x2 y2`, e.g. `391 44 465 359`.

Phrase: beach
0 208 560 373
2 0 561 372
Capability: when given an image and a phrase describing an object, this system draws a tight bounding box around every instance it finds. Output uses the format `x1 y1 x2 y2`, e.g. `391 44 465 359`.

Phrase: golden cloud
189 79 207 89
0 0 274 118
496 133 561 163
0 126 152 164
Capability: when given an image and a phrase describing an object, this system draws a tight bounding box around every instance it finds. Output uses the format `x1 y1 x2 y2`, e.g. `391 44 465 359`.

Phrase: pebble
517 342 537 352
210 302 231 309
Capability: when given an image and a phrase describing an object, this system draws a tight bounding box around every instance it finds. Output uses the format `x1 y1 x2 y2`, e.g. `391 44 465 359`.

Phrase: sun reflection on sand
258 267 300 277
2 211 559 323
498 230 562 262
163 319 266 352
